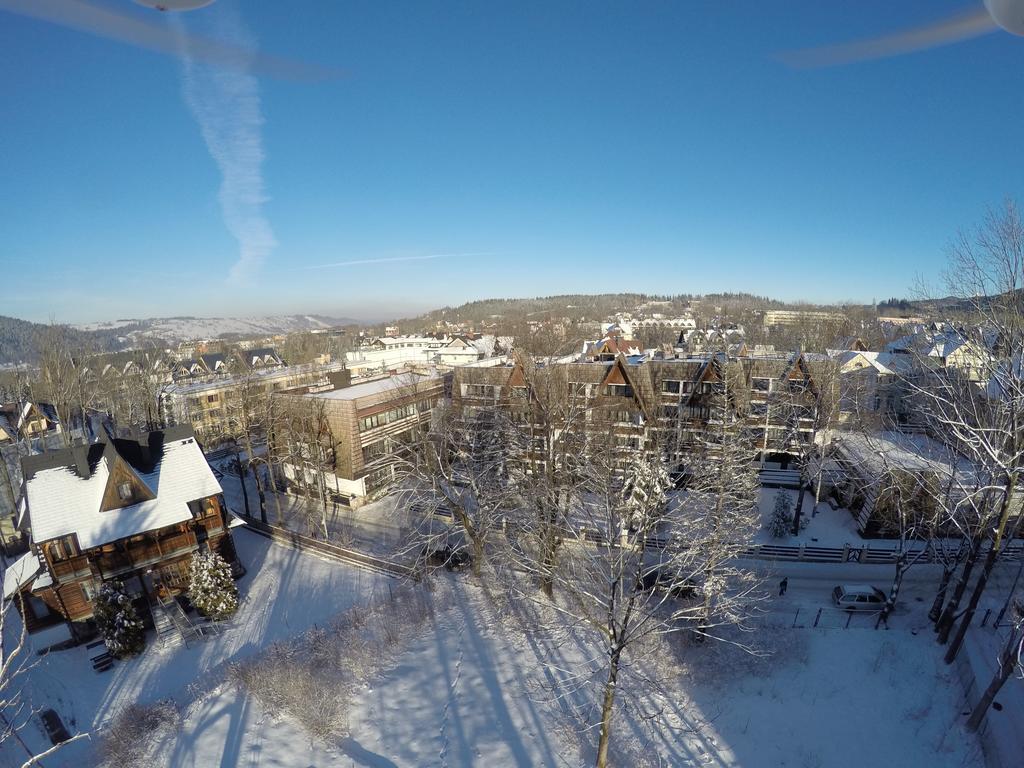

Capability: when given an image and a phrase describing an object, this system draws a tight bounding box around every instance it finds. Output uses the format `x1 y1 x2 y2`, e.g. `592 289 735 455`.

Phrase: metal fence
642 536 1024 565
238 514 418 579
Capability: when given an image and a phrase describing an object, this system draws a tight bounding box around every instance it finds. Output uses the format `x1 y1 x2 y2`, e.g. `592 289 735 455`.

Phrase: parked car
639 569 698 599
423 544 473 572
832 584 886 611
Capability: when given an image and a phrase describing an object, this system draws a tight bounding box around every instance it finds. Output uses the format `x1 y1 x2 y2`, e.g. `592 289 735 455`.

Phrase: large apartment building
452 351 836 472
272 371 446 505
161 362 348 443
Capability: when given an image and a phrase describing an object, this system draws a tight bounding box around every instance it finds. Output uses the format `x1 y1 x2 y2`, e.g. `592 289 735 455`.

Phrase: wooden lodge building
3 426 239 640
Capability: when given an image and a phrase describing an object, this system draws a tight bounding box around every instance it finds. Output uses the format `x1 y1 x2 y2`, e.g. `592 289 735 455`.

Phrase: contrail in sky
173 9 275 283
304 253 486 270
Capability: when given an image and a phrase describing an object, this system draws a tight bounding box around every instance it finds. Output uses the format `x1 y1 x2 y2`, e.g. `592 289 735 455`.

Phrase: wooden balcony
91 530 198 577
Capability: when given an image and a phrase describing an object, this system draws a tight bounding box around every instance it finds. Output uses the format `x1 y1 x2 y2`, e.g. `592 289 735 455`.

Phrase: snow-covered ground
218 469 412 559
7 521 1019 767
138 573 988 768
0 529 387 767
754 487 863 547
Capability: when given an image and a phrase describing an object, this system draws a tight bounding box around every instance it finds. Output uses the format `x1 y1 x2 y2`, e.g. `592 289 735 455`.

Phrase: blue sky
1 1 1021 323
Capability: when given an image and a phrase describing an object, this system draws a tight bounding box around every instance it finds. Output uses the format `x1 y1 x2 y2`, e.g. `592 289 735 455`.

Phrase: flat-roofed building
272 371 446 505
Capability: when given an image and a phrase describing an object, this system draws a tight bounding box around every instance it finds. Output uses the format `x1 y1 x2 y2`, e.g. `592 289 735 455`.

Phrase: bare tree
508 352 596 597
908 202 1024 663
392 397 517 576
966 598 1024 732
34 324 94 447
225 365 270 523
503 430 762 768
274 394 336 537
1 597 88 766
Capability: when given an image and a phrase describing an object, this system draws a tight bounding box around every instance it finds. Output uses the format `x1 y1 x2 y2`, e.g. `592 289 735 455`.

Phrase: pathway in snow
438 620 466 767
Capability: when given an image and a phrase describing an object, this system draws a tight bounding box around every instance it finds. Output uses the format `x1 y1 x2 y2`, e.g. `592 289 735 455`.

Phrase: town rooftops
21 425 222 550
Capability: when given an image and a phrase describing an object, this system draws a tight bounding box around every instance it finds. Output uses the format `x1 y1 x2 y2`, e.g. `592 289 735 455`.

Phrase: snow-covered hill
72 314 360 344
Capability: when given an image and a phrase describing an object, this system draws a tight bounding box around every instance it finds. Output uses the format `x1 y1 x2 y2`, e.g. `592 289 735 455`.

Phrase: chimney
327 369 352 391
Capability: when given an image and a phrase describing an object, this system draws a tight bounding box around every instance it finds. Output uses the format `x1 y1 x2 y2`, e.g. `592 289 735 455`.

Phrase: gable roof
21 426 221 549
199 353 228 373
239 347 284 369
3 551 40 600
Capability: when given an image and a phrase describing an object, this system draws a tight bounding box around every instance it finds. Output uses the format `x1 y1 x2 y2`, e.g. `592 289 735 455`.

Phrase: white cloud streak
173 9 275 283
304 253 485 270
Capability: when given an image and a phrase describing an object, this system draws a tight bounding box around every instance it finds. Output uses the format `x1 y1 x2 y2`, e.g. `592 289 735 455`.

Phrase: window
605 384 633 398
683 405 710 420
117 482 132 500
362 441 388 463
662 405 678 419
27 595 55 620
662 380 681 394
207 394 219 403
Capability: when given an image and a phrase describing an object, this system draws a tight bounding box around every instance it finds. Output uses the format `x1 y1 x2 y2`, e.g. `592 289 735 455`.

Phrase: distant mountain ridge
72 314 359 343
0 314 360 366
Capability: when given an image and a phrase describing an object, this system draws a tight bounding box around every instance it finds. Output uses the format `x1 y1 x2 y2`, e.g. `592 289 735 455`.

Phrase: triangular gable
601 363 628 387
785 353 821 397
507 364 527 388
600 356 650 419
100 455 156 512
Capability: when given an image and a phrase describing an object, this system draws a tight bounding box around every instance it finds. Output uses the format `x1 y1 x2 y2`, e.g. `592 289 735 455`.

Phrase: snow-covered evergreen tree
622 452 671 531
188 550 239 621
93 580 146 658
768 490 793 538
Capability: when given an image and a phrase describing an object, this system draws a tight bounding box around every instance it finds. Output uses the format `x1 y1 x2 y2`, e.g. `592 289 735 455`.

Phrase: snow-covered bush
767 490 792 538
187 549 239 621
228 582 439 742
97 700 179 768
93 580 146 658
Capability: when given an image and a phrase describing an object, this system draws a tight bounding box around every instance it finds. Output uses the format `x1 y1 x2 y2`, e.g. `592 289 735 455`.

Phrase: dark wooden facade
17 497 235 636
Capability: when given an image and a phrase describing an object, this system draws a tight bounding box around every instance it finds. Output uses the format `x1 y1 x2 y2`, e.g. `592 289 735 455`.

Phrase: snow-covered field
140 576 984 768
4 524 1007 768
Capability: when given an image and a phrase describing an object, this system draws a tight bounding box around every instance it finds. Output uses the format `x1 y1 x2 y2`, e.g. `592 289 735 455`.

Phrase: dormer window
117 482 132 501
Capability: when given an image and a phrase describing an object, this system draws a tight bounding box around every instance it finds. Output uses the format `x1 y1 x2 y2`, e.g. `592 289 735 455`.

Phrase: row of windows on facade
465 379 790 401
359 400 433 432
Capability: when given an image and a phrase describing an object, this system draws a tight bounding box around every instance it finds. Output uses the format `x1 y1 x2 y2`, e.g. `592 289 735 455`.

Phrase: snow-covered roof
3 551 40 600
23 430 222 550
832 350 911 376
831 430 975 480
307 372 441 401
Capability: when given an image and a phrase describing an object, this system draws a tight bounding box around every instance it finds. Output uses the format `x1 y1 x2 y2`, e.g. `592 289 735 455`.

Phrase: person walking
778 577 788 597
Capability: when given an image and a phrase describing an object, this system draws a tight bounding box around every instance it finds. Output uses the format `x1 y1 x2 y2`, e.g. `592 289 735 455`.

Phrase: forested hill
394 292 786 328
0 313 358 366
0 315 136 367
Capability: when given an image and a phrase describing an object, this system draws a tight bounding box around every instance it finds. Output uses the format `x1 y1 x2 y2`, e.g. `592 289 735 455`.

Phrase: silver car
832 584 886 611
